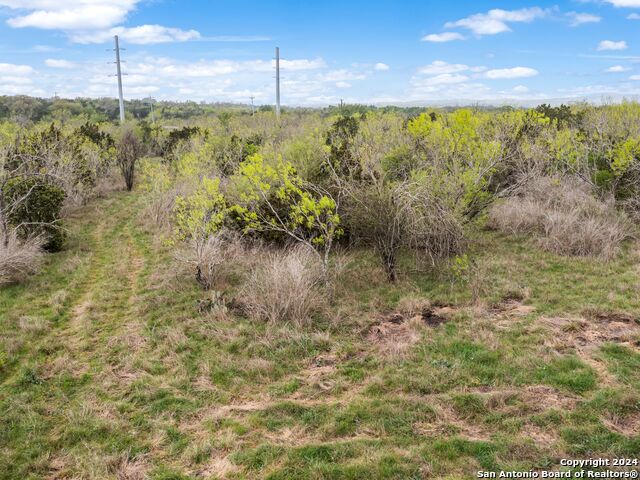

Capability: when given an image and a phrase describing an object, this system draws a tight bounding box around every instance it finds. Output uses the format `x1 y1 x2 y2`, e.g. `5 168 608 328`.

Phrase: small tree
230 153 342 284
173 176 229 290
117 128 144 191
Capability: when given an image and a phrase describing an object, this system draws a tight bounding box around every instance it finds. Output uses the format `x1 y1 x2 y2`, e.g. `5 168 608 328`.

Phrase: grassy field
1 190 639 479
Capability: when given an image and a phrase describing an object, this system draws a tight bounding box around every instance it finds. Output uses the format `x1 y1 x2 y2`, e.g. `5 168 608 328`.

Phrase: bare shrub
175 229 242 290
238 245 324 325
488 175 633 259
116 128 144 191
0 231 44 286
404 186 466 265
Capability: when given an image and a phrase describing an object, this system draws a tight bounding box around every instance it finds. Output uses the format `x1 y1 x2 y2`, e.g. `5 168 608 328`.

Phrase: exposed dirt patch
414 402 491 442
521 385 578 411
519 424 559 447
296 354 339 392
368 316 422 357
601 412 640 437
464 385 577 413
108 454 149 480
194 454 238 478
491 300 536 317
540 315 640 353
583 308 638 324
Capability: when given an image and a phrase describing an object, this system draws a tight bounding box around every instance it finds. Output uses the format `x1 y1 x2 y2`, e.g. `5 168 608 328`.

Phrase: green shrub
4 176 66 251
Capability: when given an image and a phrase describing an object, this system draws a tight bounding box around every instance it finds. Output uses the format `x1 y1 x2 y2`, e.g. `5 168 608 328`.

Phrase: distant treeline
0 95 537 125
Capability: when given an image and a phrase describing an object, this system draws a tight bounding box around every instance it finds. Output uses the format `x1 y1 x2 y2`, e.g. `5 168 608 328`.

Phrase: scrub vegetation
1 99 639 479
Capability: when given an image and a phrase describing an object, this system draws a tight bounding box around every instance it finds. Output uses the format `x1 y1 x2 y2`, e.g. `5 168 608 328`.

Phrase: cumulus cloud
421 32 465 42
418 60 473 75
70 24 201 44
605 0 640 7
605 65 631 72
45 58 75 68
444 7 548 36
597 40 628 51
0 1 208 45
513 85 529 93
374 62 389 71
627 13 640 19
483 67 539 79
0 0 139 30
631 75 640 80
566 12 601 26
335 81 351 89
0 62 36 75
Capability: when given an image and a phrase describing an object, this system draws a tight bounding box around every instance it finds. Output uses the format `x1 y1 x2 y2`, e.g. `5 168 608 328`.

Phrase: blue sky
1 0 640 105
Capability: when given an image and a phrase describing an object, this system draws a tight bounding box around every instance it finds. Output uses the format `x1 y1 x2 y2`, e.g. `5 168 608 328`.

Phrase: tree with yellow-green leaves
173 176 229 290
229 153 342 284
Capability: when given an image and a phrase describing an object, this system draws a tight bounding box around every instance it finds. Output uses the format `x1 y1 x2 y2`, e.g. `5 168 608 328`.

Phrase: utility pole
149 99 155 124
275 46 281 120
250 95 255 115
114 35 125 124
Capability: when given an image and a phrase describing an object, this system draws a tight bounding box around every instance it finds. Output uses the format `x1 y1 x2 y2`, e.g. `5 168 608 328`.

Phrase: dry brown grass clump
0 232 44 286
238 245 324 325
175 229 243 290
488 175 633 259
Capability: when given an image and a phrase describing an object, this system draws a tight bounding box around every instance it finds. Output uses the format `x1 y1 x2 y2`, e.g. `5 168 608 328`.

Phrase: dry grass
175 229 243 290
238 245 324 325
488 175 633 259
0 231 44 286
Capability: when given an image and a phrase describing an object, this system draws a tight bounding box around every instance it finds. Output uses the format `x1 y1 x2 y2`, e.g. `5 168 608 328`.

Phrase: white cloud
513 85 529 93
605 0 640 7
335 81 351 89
605 65 631 72
0 62 36 75
373 62 389 71
45 58 75 68
319 69 366 81
484 67 539 79
627 13 640 19
417 60 471 75
566 12 601 26
1 0 139 30
414 73 470 86
597 40 628 51
444 7 548 36
70 24 201 44
631 75 640 80
421 32 465 42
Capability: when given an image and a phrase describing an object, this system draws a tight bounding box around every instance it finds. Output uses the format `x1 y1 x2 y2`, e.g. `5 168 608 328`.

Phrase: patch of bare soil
295 354 338 392
413 402 491 442
367 308 450 357
491 300 537 317
194 454 238 479
539 315 640 353
464 385 577 413
521 385 578 411
519 424 559 446
601 412 640 437
108 454 149 480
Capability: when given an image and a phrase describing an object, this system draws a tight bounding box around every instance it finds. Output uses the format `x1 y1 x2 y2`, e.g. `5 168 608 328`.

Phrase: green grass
1 190 639 479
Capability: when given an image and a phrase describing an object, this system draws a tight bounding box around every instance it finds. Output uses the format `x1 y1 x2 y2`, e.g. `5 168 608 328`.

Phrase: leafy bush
3 176 66 251
229 153 342 282
173 176 228 289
